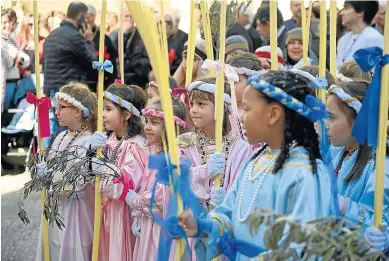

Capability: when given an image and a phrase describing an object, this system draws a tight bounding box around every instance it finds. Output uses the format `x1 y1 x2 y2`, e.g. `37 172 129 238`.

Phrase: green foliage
198 0 238 58
18 146 120 229
248 208 386 260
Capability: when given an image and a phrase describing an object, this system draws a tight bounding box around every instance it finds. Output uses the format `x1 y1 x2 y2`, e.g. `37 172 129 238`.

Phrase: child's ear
74 107 82 120
268 103 283 126
124 110 131 121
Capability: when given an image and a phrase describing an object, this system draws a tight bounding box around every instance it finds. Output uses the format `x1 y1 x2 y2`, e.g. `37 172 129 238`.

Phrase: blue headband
289 69 328 90
187 81 233 112
248 75 328 122
104 91 141 117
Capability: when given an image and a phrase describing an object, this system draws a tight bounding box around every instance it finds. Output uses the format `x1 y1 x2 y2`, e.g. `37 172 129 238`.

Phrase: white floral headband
336 73 353 82
233 66 267 77
142 108 187 128
328 85 362 113
55 92 90 117
104 91 141 117
187 81 233 113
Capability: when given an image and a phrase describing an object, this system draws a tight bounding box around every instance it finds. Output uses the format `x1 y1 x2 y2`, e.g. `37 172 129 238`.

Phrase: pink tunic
178 131 251 202
129 146 171 261
36 131 95 261
168 131 251 261
98 134 148 261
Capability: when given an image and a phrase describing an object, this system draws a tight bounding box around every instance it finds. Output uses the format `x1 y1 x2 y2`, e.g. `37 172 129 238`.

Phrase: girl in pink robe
97 85 148 261
35 83 98 261
173 78 251 261
127 98 188 261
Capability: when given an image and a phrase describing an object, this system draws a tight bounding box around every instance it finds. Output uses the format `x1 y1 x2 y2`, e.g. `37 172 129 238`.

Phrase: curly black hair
106 84 147 139
252 71 322 174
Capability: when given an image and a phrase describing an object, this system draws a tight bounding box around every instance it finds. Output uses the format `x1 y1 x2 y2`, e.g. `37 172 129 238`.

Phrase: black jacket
174 29 188 48
42 20 97 95
227 22 255 52
123 30 182 88
123 28 150 87
247 27 263 51
85 25 117 92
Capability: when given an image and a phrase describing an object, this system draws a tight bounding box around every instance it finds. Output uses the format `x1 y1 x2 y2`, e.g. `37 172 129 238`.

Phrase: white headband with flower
336 73 353 83
55 92 90 117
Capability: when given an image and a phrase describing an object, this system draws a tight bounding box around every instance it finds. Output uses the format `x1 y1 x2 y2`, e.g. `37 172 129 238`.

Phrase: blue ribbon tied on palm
149 153 266 260
92 59 113 74
148 153 206 260
352 47 389 147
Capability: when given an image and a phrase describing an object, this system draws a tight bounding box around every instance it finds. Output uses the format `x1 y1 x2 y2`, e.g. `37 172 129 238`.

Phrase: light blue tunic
202 146 336 261
330 146 389 232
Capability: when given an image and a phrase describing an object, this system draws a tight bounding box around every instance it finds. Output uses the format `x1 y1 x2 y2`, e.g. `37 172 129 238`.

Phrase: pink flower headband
142 108 187 129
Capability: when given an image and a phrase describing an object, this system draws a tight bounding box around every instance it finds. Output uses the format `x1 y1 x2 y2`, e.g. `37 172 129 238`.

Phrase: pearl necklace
196 129 233 188
237 141 298 223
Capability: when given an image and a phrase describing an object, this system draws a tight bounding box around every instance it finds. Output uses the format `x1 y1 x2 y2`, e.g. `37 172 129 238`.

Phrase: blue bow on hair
92 59 113 74
352 47 389 147
148 153 206 261
305 95 329 122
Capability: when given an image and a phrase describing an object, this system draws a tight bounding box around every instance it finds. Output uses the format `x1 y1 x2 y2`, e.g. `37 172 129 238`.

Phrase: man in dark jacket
254 4 287 48
43 1 97 95
173 12 188 48
283 0 320 57
85 5 117 91
123 27 150 88
227 3 262 52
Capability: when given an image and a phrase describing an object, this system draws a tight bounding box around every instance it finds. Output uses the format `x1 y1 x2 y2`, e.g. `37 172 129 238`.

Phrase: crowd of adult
1 0 386 147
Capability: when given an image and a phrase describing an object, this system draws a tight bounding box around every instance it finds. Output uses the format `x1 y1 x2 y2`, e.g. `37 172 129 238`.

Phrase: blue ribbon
92 59 113 74
305 94 329 123
316 77 328 89
197 215 265 260
352 47 389 147
148 153 207 261
149 153 266 260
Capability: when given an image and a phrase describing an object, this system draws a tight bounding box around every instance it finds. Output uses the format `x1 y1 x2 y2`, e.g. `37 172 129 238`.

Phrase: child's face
182 54 201 77
258 58 271 71
189 97 215 130
103 99 128 132
235 74 249 109
325 95 356 147
147 87 160 106
55 99 81 129
144 116 163 145
241 87 275 145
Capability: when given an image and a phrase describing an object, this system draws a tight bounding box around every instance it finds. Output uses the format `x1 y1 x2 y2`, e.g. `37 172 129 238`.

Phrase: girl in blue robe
326 81 389 253
178 71 338 261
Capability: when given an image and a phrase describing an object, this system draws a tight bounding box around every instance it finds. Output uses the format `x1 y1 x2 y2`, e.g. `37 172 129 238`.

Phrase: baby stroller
1 75 41 172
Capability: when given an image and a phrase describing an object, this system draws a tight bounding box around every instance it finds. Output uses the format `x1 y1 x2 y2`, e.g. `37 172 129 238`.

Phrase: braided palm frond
199 0 238 58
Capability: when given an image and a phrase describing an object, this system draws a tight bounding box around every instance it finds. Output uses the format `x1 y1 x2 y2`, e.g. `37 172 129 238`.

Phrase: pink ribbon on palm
113 173 135 201
26 92 51 138
201 59 240 116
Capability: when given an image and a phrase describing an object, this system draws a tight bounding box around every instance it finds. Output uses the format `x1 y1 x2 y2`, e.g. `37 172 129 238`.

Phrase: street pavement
1 171 40 261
